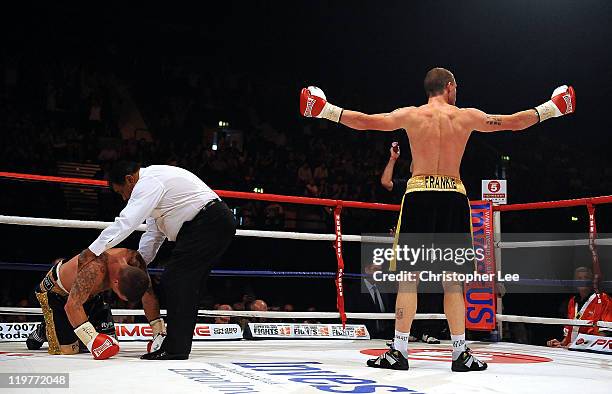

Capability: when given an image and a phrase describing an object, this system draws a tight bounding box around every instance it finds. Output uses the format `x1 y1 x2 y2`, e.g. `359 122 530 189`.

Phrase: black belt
186 199 223 226
203 198 222 211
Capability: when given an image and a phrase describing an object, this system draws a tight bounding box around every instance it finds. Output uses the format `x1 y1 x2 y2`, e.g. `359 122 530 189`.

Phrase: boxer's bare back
398 102 470 178
59 248 136 294
340 91 539 179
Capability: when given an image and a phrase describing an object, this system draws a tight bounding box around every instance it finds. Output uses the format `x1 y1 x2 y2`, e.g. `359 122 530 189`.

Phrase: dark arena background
0 2 610 393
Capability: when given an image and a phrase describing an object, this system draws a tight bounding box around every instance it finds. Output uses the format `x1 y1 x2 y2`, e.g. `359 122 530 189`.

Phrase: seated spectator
264 203 285 229
547 267 612 347
303 306 321 324
214 304 233 324
249 299 268 323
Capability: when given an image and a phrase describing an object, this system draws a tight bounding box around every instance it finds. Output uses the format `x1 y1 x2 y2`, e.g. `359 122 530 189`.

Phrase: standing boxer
301 68 575 371
381 142 444 345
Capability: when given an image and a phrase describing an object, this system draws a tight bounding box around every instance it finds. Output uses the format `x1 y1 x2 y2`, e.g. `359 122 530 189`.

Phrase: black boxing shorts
390 175 475 275
34 261 116 354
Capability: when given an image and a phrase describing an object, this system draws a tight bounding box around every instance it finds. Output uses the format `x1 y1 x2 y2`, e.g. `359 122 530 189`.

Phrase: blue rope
0 261 610 287
0 261 363 279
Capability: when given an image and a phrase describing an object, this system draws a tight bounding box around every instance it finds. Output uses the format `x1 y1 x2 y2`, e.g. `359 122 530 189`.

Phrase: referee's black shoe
141 349 189 360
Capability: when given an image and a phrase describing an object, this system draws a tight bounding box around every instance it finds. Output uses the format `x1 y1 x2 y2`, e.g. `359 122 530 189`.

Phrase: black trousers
161 201 236 354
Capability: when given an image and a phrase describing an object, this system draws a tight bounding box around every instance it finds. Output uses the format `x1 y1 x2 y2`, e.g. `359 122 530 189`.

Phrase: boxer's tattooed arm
77 248 97 271
486 115 502 126
71 257 107 303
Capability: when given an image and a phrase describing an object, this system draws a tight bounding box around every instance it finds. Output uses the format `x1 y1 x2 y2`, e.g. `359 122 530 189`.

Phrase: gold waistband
406 175 466 195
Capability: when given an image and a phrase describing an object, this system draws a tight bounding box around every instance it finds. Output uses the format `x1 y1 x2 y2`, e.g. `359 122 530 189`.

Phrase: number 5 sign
481 180 507 205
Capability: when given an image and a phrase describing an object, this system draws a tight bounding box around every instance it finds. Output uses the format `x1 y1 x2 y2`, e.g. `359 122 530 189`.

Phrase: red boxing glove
535 85 576 122
74 321 120 360
300 86 343 123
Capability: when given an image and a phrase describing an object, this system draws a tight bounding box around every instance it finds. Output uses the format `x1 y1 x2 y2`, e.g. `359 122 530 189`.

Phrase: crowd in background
2 56 611 208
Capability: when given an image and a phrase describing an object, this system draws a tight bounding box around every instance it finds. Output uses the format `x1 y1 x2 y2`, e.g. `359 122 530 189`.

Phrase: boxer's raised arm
340 108 412 131
462 108 539 132
299 86 411 131
463 85 576 133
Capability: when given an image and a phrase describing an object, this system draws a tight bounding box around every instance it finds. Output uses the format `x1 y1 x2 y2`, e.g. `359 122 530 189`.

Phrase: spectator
297 162 313 185
313 162 328 182
214 304 233 324
249 299 268 323
345 263 394 339
547 267 612 347
303 306 321 324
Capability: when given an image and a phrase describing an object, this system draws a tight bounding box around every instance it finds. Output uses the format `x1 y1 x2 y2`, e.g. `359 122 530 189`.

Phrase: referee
79 161 236 360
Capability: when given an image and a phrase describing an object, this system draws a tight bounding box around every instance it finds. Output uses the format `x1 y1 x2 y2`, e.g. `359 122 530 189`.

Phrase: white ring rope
0 215 364 242
0 307 610 328
2 215 612 246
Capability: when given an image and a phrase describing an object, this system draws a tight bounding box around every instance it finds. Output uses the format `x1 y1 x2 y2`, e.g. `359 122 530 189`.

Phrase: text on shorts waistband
406 175 466 195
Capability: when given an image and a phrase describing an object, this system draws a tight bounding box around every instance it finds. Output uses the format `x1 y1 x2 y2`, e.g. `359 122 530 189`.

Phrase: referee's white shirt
89 165 219 264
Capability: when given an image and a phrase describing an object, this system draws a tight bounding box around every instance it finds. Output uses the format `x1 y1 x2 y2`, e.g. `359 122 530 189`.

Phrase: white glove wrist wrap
150 318 166 336
74 321 97 348
535 101 558 122
321 103 343 123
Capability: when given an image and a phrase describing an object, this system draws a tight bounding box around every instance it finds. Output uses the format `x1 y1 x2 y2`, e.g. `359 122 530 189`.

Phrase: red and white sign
116 323 241 341
360 348 552 364
0 323 242 342
569 333 612 355
481 180 507 204
247 323 369 339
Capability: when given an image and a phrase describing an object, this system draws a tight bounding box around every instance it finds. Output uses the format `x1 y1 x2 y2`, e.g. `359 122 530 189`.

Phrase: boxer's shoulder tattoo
486 115 502 126
71 256 107 303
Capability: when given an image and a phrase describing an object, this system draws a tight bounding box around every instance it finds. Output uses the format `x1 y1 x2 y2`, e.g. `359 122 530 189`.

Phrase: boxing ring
0 172 611 393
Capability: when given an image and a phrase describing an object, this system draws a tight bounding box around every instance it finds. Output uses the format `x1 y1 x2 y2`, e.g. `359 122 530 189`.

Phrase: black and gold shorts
34 262 115 355
391 175 474 274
